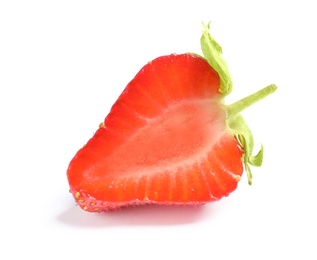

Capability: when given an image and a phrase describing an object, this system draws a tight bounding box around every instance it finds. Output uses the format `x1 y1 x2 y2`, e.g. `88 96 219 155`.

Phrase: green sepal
249 145 264 167
227 114 264 185
200 22 233 96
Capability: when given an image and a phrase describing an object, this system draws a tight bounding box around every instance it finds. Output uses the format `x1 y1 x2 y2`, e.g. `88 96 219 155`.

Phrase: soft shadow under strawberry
57 204 213 227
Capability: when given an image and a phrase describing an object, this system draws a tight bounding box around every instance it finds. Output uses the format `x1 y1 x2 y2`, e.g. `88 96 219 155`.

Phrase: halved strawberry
67 23 276 212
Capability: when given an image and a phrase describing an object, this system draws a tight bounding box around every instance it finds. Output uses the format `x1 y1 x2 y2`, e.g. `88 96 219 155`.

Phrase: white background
1 0 316 259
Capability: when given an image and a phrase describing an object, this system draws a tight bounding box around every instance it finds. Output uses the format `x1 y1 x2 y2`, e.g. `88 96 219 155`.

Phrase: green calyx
200 22 277 185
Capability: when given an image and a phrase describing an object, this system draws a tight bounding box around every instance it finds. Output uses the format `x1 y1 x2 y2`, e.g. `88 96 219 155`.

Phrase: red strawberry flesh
67 54 244 212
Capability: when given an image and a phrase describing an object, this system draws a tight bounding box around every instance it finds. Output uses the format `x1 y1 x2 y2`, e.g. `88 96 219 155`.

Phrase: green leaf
228 115 259 185
249 145 264 167
200 22 233 96
228 115 254 154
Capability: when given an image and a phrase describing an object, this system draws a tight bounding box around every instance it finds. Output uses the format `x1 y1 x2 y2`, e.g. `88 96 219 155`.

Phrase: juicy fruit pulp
67 23 277 212
67 54 244 212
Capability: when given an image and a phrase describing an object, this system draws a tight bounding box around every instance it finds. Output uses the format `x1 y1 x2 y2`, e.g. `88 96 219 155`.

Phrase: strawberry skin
67 53 244 212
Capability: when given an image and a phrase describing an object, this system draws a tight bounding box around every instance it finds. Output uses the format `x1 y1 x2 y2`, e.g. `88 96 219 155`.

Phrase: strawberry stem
226 84 277 118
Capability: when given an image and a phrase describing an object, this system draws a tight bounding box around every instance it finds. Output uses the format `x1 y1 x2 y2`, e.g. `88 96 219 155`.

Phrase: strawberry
67 23 277 212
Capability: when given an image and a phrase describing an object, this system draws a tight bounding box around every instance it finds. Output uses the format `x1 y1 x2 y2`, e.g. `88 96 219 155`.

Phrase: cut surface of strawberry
67 23 276 212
